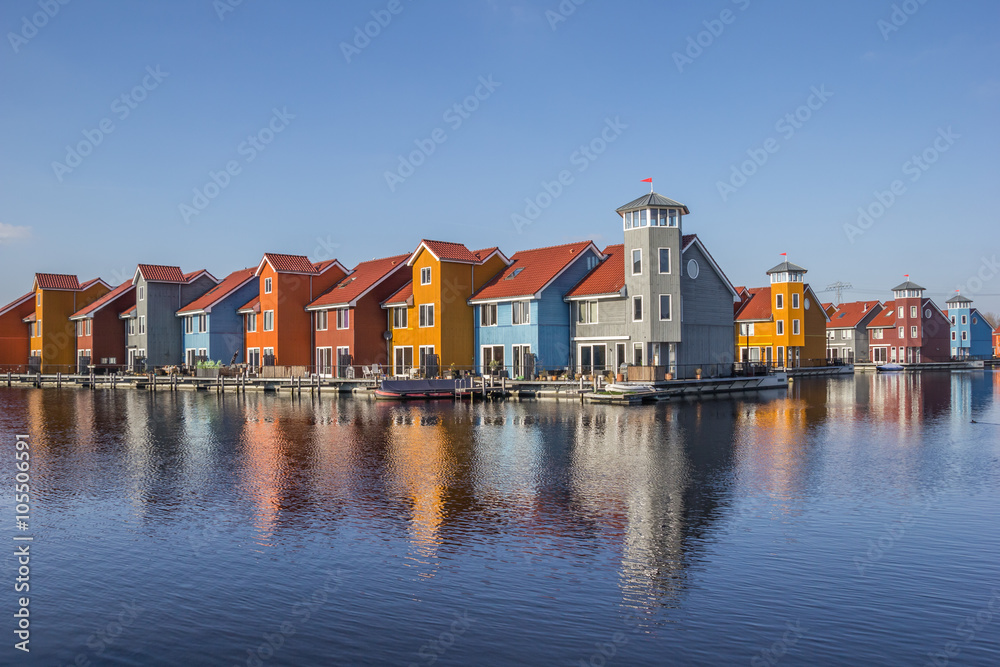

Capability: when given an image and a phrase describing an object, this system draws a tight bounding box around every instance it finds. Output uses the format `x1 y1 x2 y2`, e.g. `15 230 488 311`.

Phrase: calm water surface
1 372 999 666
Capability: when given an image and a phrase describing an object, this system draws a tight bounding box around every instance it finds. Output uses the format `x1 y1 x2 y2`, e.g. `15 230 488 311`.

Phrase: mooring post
36 372 41 388
7 371 12 387
151 372 156 392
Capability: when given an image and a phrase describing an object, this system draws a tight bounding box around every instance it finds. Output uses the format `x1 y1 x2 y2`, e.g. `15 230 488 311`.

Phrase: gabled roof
237 296 260 314
177 268 255 315
766 260 807 275
868 300 897 328
615 192 689 214
255 253 345 277
891 280 925 292
22 313 36 323
183 269 218 284
734 287 773 322
34 273 80 290
135 264 186 283
821 302 833 311
80 277 110 290
681 234 739 298
0 292 34 318
70 281 134 320
826 300 882 329
406 240 511 266
564 244 625 299
119 305 137 318
307 254 411 310
469 241 600 302
381 281 413 308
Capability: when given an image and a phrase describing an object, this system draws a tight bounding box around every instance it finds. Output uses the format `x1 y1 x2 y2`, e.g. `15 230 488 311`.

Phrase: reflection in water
2 371 998 665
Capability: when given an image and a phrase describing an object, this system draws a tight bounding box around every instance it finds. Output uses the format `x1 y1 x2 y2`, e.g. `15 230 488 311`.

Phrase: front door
316 347 333 377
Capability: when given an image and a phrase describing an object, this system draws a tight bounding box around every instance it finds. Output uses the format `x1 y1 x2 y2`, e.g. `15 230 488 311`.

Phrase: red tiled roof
313 259 342 273
868 300 897 328
0 292 34 317
35 273 80 290
735 287 773 322
177 268 255 315
120 305 137 317
827 300 882 329
137 264 186 283
472 247 499 261
822 302 833 310
71 281 133 319
309 254 410 309
22 313 36 323
262 253 319 275
470 241 596 301
565 244 624 298
182 269 217 283
79 277 108 290
418 240 480 263
237 296 260 313
382 281 413 307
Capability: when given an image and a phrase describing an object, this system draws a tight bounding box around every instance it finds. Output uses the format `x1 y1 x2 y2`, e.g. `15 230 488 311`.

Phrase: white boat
877 363 904 372
605 382 656 394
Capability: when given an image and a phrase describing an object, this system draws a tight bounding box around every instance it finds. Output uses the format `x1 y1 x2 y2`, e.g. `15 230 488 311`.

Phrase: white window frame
897 306 904 318
961 315 967 325
911 326 918 338
247 312 256 332
632 342 643 366
792 319 800 335
138 316 146 335
659 294 672 321
128 319 136 336
632 295 643 322
419 304 434 328
420 267 432 285
185 316 194 334
480 303 498 327
512 301 530 325
336 309 350 330
393 307 407 329
263 310 274 332
631 249 642 276
898 326 904 338
316 310 328 331
776 320 784 335
910 306 918 318
264 277 272 294
138 286 144 301
792 293 800 309
577 300 598 324
657 248 671 275
962 330 968 341
198 314 207 332
776 294 784 310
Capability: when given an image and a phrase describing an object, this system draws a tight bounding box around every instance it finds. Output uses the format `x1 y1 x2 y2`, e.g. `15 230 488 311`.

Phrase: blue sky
2 0 999 314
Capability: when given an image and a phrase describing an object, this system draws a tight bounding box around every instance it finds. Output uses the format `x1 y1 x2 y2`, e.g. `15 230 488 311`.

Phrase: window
393 346 413 376
687 259 700 279
776 294 784 309
393 307 407 329
873 329 883 340
951 332 957 341
668 209 678 227
263 347 274 364
420 267 432 285
247 313 257 332
910 326 917 338
897 306 903 318
36 293 41 306
482 345 504 373
198 348 207 359
185 316 194 334
128 319 135 336
418 345 436 373
898 326 904 338
740 323 755 336
247 348 260 368
512 301 530 325
658 248 671 274
961 315 967 325
659 294 672 321
792 293 800 309
961 331 968 341
138 348 145 359
138 286 144 301
577 300 598 324
263 310 274 331
198 314 206 332
951 316 956 325
631 249 642 275
336 309 349 330
480 303 497 326
138 316 145 334
264 277 272 294
777 320 784 335
792 319 800 335
632 295 643 322
419 304 434 328
842 329 850 339
633 342 643 366
910 306 917 318
85 320 91 336
316 310 328 331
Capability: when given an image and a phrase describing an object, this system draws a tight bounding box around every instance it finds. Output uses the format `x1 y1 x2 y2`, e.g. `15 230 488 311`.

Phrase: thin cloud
0 222 31 244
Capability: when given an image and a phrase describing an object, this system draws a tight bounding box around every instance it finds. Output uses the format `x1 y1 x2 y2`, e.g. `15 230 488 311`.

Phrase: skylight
505 268 523 280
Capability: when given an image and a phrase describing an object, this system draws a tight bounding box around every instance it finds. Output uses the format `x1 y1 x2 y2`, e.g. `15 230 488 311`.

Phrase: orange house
239 253 347 369
381 240 509 376
28 274 110 373
0 292 35 371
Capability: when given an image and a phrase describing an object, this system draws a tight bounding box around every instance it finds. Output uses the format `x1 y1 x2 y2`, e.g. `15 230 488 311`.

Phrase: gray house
121 264 218 370
825 300 884 363
564 192 737 379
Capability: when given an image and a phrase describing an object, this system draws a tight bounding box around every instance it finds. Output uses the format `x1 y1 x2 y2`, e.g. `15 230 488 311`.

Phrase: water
1 372 999 666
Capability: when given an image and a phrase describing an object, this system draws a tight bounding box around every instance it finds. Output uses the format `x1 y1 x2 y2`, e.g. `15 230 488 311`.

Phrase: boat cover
379 379 461 393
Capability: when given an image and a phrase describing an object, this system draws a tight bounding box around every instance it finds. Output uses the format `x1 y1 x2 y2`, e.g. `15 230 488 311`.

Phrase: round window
804 298 811 310
924 309 931 318
973 317 978 325
687 259 700 279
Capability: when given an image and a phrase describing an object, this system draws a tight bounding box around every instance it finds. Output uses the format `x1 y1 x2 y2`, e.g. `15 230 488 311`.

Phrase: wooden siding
35 282 110 372
0 297 34 370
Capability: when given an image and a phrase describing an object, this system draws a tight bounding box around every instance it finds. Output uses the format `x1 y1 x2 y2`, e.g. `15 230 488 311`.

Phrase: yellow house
381 240 509 376
28 273 110 373
734 260 828 368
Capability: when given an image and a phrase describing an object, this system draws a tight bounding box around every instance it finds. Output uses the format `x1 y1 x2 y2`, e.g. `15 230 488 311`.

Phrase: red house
306 253 412 377
69 281 136 373
867 279 950 364
0 292 35 371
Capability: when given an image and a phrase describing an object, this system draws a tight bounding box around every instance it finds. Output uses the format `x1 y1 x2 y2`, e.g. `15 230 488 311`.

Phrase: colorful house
866 279 950 364
306 253 411 377
28 274 110 373
734 260 829 368
0 292 35 372
566 192 738 379
382 240 509 377
944 293 993 360
240 253 347 369
176 268 258 366
825 300 884 364
469 241 603 377
69 281 136 373
994 323 1000 359
122 265 218 370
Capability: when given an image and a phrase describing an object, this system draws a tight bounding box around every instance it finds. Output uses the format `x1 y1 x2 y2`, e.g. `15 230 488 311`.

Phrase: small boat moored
374 378 464 400
877 363 904 372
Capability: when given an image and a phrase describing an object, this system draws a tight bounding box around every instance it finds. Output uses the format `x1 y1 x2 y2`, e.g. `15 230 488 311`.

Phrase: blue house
945 293 993 359
468 241 602 377
176 268 258 366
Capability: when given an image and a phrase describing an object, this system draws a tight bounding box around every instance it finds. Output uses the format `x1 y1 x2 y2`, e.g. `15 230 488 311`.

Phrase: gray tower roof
766 260 807 275
891 280 925 292
615 192 689 214
946 293 972 304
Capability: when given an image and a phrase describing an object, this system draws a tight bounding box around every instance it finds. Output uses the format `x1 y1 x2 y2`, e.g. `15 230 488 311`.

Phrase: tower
766 259 807 367
945 292 973 359
891 277 925 364
616 192 687 369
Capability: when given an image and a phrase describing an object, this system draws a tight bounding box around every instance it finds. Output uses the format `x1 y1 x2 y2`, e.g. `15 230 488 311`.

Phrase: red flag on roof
640 178 652 183
780 253 787 257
